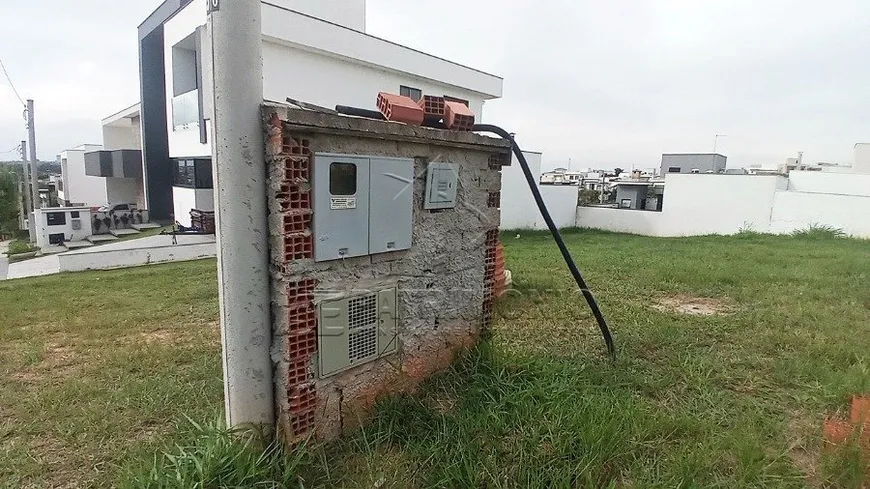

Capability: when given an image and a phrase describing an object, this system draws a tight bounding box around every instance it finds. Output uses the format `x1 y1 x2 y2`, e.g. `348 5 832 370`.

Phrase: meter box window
313 153 414 262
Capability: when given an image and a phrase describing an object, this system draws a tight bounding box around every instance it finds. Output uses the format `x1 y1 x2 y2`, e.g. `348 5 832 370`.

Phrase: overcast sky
2 0 869 171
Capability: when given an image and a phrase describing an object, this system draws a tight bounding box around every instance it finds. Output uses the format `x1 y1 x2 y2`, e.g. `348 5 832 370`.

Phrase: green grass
0 260 222 488
2 231 869 488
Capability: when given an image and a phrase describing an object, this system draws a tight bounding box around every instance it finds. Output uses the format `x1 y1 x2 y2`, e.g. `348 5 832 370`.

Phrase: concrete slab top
264 104 513 156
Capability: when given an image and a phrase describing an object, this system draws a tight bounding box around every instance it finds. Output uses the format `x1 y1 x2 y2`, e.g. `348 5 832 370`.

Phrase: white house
57 141 144 209
57 144 105 207
137 0 504 226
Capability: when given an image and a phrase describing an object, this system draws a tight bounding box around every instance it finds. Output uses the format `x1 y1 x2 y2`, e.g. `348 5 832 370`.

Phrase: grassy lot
1 230 868 487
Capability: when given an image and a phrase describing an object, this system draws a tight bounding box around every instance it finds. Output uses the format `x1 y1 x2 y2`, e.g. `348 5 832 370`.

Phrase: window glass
399 85 422 102
668 167 681 173
330 163 357 196
46 212 66 226
195 159 214 189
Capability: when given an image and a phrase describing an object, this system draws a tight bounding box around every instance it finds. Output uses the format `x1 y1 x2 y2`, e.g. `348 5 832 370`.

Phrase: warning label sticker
330 197 357 210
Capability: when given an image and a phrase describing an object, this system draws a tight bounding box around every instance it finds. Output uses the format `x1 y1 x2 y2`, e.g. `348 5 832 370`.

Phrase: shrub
791 223 847 239
6 240 36 256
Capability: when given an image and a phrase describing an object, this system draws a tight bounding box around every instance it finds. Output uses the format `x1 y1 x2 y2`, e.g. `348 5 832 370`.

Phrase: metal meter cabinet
317 288 399 378
312 153 414 262
424 161 459 210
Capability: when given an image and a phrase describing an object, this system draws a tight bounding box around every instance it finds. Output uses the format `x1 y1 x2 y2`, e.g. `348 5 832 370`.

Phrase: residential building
57 144 105 207
138 0 503 226
57 142 144 209
661 153 727 175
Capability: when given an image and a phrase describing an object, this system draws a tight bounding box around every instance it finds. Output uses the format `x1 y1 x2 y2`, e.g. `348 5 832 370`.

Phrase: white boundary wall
58 242 216 273
500 152 542 230
538 186 580 229
576 172 870 238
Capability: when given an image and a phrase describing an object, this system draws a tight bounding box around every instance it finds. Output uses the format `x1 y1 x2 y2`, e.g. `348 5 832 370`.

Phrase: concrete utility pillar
209 0 274 429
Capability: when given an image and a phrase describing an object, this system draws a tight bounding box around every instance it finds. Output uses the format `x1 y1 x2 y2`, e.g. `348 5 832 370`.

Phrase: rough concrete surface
265 106 509 442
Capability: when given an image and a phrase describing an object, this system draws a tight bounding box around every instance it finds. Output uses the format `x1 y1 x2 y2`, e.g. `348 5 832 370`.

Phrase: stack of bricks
265 113 319 443
482 229 500 329
283 278 318 442
493 242 507 298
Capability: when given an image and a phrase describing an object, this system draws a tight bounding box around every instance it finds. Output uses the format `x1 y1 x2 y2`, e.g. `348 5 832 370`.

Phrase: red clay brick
444 101 475 131
377 92 425 125
487 192 501 208
281 211 312 235
286 279 316 309
417 95 446 116
286 356 312 386
283 136 312 156
276 185 311 211
287 327 317 359
280 156 310 183
288 306 317 333
287 384 317 438
282 233 313 261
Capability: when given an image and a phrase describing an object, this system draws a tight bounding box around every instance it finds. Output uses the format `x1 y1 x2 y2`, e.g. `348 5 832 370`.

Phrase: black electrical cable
473 124 616 360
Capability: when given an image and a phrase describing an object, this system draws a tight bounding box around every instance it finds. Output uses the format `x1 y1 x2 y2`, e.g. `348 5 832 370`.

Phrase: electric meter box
424 162 459 210
317 288 399 378
312 153 414 262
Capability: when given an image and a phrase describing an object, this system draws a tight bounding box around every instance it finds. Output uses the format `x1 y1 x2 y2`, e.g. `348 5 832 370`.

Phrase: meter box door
369 157 414 255
312 154 370 261
318 288 399 378
424 162 459 210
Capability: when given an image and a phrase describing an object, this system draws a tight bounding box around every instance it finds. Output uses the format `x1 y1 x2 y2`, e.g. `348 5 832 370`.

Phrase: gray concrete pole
20 141 32 212
20 140 35 241
209 0 274 429
27 100 40 210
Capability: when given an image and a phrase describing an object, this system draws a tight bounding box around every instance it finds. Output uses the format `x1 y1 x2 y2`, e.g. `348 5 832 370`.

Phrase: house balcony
172 89 200 131
84 150 143 179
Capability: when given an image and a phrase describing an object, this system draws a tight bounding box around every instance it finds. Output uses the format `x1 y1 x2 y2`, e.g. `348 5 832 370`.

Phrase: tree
0 169 19 233
613 167 624 176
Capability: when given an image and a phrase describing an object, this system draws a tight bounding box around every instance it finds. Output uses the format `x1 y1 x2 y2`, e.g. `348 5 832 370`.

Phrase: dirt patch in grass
9 341 80 383
653 294 734 316
117 321 221 346
140 329 174 344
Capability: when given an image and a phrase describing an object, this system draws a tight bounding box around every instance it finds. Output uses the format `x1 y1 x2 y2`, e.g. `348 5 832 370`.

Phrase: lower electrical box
317 288 399 378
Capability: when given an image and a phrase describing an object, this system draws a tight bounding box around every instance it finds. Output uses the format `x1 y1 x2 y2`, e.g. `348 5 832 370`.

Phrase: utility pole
20 140 35 241
27 100 40 211
209 0 274 430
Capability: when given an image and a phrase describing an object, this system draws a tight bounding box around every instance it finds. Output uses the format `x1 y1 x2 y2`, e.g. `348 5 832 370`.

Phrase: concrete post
26 100 40 210
208 0 274 429
20 141 35 240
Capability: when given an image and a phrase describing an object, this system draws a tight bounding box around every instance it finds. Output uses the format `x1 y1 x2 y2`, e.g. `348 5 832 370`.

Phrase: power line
0 57 25 106
0 144 22 155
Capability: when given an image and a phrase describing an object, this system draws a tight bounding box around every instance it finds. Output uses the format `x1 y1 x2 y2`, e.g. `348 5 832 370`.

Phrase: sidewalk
0 241 8 280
